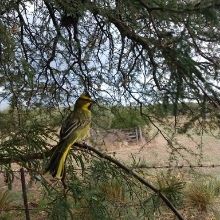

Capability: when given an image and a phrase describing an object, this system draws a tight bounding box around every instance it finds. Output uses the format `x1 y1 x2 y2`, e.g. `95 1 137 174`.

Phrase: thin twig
1 143 185 219
75 143 185 220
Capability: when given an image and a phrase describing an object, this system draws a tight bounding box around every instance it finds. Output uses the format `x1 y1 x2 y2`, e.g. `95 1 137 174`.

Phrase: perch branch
0 143 184 220
75 143 184 220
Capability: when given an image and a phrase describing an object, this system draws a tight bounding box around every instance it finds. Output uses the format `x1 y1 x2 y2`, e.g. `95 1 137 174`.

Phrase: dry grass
183 177 220 219
0 190 12 210
99 180 125 203
185 182 215 211
2 122 220 219
108 129 220 177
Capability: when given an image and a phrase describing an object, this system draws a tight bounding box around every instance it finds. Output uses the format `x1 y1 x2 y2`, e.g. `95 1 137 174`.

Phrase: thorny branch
0 142 185 220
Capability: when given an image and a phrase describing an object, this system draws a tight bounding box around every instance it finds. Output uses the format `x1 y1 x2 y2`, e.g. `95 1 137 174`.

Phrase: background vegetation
1 0 220 219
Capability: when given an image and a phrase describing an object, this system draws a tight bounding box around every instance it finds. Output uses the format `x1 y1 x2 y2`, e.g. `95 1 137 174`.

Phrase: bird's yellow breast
81 102 92 112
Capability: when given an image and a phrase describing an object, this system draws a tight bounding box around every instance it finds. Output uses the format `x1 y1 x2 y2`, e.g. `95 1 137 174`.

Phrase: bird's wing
60 120 80 140
59 112 90 141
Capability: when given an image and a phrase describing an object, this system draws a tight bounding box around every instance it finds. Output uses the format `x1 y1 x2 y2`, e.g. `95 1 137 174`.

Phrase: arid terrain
96 127 220 177
1 127 220 219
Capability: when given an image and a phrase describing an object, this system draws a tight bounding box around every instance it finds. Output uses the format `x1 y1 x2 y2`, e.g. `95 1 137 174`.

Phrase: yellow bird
45 92 93 179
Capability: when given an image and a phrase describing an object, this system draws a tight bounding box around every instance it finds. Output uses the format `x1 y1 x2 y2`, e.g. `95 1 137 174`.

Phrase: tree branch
77 143 185 220
0 143 184 220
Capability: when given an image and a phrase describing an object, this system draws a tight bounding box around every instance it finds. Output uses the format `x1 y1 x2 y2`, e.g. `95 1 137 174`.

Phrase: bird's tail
45 140 74 179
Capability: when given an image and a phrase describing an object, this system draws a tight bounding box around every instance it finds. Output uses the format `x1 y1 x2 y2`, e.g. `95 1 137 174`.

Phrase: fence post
20 168 30 220
138 126 143 142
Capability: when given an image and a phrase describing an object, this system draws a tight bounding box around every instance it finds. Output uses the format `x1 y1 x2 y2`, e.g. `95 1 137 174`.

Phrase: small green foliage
201 8 219 24
156 172 185 207
0 110 15 135
49 195 72 220
92 105 113 129
0 23 15 63
110 106 147 129
143 171 185 217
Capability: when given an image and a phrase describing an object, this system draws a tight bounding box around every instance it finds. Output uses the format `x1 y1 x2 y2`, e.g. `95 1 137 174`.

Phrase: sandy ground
1 127 220 219
1 129 220 190
102 129 220 178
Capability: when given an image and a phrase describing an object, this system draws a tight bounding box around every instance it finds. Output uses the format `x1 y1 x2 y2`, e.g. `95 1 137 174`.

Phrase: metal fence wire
1 163 220 219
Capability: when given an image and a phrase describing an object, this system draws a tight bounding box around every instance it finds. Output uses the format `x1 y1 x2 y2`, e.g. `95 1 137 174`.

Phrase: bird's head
75 92 94 111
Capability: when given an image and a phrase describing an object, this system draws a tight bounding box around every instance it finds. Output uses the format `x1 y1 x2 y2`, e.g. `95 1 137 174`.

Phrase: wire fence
1 163 220 219
0 168 30 219
1 163 220 174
